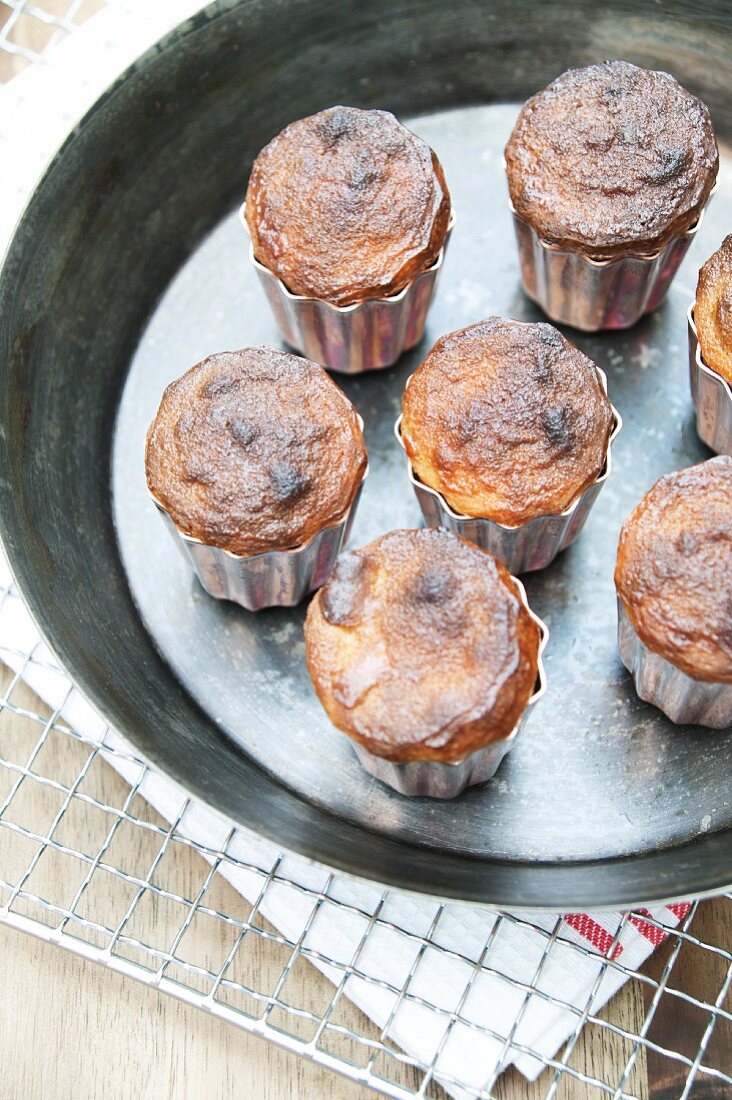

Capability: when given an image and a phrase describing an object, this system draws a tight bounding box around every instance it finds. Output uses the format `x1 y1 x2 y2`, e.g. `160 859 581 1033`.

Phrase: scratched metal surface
112 103 732 866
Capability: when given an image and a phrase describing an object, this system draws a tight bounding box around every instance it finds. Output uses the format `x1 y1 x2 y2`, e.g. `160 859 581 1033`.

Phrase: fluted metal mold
511 194 715 332
617 599 732 729
240 204 454 374
395 371 621 574
350 587 549 798
688 305 732 456
151 473 366 611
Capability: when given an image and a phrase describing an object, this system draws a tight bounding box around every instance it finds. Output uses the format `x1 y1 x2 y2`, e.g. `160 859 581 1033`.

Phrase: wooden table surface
0 6 730 1099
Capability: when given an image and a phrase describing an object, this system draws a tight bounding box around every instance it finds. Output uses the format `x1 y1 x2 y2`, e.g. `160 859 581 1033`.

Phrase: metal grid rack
0 4 731 1098
0 0 105 78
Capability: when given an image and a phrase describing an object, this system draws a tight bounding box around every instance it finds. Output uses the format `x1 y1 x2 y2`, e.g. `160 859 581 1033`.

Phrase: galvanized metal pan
0 0 731 909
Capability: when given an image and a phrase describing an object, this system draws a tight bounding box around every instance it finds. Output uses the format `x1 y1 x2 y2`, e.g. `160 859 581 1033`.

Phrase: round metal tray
1 0 731 908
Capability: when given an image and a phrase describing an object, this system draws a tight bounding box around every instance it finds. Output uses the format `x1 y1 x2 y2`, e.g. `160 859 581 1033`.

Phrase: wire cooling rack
0 4 731 1098
0 0 103 76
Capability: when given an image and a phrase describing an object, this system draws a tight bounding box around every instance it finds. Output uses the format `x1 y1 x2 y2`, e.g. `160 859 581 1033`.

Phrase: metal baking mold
510 186 716 332
150 445 368 611
351 581 549 798
617 599 732 729
240 203 454 373
395 368 622 574
688 304 732 456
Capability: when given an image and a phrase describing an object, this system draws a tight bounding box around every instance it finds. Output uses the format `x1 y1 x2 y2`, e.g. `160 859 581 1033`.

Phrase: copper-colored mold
688 305 732 456
150 418 368 610
395 369 622 574
511 190 716 332
618 600 732 728
241 203 454 374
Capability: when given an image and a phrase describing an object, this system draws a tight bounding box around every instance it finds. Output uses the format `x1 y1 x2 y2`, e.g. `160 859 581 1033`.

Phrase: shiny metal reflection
510 190 716 332
395 369 621 574
241 203 454 373
617 599 732 729
688 305 732 456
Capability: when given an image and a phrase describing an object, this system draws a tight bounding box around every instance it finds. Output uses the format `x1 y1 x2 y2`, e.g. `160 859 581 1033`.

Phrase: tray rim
0 0 731 911
2 544 732 912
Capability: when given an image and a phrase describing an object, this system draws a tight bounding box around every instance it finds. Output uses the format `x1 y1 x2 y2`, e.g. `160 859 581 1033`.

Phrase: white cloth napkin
0 5 691 1093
